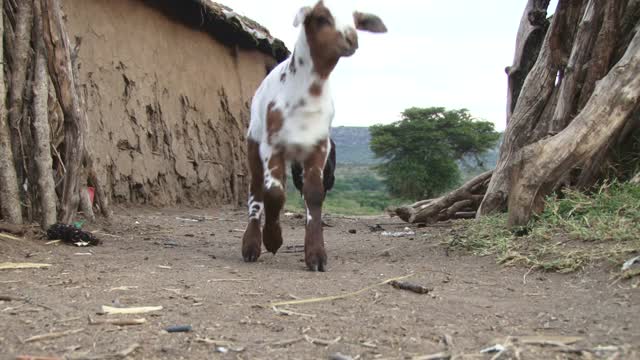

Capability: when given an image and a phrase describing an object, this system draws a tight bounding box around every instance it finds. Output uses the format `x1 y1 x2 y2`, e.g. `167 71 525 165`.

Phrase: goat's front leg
262 147 286 254
303 140 330 272
242 140 264 262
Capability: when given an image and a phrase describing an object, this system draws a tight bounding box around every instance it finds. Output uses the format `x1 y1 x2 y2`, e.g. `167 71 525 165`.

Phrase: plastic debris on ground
46 223 100 246
622 256 640 271
381 227 415 237
480 344 505 353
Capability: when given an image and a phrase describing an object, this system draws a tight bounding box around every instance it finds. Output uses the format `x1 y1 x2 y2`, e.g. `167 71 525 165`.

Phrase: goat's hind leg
242 140 264 262
263 150 286 254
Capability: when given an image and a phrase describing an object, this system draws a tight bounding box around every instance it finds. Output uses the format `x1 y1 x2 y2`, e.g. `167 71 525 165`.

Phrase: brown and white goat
242 0 387 271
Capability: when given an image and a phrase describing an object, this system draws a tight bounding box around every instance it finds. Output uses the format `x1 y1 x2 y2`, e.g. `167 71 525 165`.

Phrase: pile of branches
395 0 640 226
393 170 491 224
0 0 110 229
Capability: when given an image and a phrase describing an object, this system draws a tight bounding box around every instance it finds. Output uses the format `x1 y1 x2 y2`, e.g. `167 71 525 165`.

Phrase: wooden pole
40 0 85 223
0 0 23 224
32 0 57 227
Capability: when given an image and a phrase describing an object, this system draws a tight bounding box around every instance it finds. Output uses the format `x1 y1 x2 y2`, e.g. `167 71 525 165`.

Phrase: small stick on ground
281 244 305 253
0 262 52 270
360 341 377 348
268 337 305 347
272 306 316 318
88 316 146 326
207 278 254 283
0 233 23 241
389 280 432 294
195 337 235 347
23 328 84 343
411 352 451 360
73 343 141 359
514 335 583 346
116 343 141 358
304 335 342 346
269 273 414 308
108 286 139 292
523 265 536 285
101 305 162 315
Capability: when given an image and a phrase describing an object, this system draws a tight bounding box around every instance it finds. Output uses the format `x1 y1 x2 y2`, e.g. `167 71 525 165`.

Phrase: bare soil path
1 206 638 359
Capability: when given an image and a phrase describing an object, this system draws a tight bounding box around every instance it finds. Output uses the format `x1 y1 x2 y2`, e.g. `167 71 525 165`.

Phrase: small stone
329 353 353 360
348 229 357 234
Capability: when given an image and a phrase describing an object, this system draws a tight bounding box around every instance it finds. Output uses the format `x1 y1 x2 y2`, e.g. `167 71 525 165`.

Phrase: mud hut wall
59 0 274 206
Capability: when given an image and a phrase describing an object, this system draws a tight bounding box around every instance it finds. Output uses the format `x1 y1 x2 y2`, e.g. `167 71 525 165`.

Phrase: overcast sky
227 1 558 131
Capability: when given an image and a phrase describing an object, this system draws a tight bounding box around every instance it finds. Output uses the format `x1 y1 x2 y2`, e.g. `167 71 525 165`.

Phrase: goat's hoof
242 246 261 262
242 224 262 262
263 223 283 254
305 251 327 272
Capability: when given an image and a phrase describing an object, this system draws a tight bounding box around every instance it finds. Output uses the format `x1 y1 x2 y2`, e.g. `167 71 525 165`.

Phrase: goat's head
294 0 387 77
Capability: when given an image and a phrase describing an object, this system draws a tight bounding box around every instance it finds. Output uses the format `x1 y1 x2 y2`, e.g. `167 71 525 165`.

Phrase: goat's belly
271 123 330 162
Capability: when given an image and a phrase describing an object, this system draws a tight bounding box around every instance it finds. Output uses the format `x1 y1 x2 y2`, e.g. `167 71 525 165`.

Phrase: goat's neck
286 32 334 93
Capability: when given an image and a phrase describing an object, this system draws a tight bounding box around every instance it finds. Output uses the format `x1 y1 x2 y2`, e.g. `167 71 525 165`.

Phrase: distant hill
331 126 501 173
331 126 380 165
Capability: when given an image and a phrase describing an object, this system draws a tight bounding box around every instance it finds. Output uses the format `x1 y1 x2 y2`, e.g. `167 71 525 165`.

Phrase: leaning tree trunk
41 0 85 224
0 0 23 224
508 29 640 226
506 0 551 123
478 0 586 216
574 0 627 188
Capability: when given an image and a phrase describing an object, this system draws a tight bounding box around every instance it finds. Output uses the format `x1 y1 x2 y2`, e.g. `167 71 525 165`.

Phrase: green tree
370 107 500 199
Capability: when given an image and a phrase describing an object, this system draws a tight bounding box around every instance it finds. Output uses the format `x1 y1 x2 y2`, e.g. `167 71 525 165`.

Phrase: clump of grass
535 181 640 242
450 182 640 272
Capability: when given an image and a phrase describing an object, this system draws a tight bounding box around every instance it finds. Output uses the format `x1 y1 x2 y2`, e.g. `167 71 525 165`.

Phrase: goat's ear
353 12 387 33
293 6 312 27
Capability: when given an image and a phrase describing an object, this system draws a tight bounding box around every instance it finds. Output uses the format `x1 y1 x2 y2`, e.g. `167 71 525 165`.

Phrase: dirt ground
1 206 638 360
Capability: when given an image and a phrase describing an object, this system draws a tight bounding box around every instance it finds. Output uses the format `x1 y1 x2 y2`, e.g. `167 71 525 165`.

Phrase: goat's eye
316 16 331 27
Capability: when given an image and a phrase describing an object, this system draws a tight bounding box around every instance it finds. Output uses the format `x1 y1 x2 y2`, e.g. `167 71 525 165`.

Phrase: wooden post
0 0 23 224
7 0 33 183
32 0 57 227
40 0 85 223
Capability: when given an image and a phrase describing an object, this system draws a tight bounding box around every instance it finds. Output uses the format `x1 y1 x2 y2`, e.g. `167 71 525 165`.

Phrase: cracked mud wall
60 0 277 207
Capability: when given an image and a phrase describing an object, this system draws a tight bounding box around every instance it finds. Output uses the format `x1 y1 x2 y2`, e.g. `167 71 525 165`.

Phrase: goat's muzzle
341 29 358 57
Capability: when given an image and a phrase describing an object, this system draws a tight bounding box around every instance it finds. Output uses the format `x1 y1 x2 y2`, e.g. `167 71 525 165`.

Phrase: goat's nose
345 29 358 49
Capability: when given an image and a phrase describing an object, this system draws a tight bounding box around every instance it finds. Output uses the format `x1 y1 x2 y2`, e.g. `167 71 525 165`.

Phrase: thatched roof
143 0 290 62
